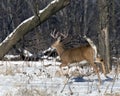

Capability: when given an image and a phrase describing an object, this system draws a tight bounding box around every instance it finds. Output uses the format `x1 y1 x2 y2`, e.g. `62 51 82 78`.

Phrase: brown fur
52 37 106 84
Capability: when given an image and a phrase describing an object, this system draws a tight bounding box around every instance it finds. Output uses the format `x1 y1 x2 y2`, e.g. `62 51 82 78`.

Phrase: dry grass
15 87 45 96
0 60 120 96
3 87 55 96
104 92 120 96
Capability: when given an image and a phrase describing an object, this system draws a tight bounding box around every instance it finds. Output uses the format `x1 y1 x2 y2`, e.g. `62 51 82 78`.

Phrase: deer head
50 30 68 56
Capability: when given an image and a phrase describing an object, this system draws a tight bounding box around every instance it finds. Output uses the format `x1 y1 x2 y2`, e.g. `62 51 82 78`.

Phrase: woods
0 0 70 59
0 0 119 72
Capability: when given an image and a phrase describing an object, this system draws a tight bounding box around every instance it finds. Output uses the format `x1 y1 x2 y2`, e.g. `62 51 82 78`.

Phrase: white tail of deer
51 31 106 84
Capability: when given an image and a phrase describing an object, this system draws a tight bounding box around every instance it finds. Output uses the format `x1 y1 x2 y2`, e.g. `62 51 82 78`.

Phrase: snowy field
0 59 120 96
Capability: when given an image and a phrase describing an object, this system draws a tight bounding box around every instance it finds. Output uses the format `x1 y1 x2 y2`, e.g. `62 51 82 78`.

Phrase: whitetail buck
51 31 106 84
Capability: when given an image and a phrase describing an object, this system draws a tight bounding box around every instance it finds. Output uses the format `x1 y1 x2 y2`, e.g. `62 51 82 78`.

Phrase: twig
87 76 93 93
104 83 110 94
111 58 120 93
111 72 117 93
61 76 71 93
104 70 118 94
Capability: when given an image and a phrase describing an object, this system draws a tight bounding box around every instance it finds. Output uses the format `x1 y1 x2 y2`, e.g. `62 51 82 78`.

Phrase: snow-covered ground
0 59 120 96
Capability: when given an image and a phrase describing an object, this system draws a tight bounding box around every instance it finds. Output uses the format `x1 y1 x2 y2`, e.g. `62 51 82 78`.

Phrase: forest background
0 0 119 65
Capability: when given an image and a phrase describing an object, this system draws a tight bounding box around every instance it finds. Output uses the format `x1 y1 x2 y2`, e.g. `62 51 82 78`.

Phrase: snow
23 49 33 57
4 55 20 60
0 60 119 96
51 0 59 4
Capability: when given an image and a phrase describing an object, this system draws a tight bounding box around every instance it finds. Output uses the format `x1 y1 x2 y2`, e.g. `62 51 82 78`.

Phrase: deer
50 31 106 84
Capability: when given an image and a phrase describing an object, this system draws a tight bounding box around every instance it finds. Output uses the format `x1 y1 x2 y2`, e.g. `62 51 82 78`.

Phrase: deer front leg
60 63 69 77
89 60 102 85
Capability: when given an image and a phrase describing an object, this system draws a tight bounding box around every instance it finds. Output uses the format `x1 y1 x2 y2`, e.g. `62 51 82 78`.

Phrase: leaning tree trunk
97 0 114 73
0 0 70 59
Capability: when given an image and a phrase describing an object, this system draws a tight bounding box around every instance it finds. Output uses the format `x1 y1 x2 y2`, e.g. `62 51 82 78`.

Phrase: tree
97 0 114 72
0 0 70 59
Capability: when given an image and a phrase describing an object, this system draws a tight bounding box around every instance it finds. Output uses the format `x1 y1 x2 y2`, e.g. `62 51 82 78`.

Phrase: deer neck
55 45 65 57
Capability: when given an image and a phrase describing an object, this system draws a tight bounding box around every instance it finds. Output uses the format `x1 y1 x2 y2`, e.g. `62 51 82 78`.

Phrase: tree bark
98 0 109 72
0 0 70 59
97 0 114 73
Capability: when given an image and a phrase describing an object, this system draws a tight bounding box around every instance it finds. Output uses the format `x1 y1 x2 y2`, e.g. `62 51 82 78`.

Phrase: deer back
60 44 94 64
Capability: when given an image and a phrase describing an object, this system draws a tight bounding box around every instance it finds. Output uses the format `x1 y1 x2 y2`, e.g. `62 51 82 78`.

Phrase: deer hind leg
89 60 102 84
95 57 106 77
93 64 102 84
100 60 106 77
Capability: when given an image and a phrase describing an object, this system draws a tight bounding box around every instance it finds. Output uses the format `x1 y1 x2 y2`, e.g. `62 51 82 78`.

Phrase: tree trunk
0 0 70 59
97 0 114 73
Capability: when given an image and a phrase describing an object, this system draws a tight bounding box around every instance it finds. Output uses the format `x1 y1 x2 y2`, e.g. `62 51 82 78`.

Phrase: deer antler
60 31 68 39
50 29 59 39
